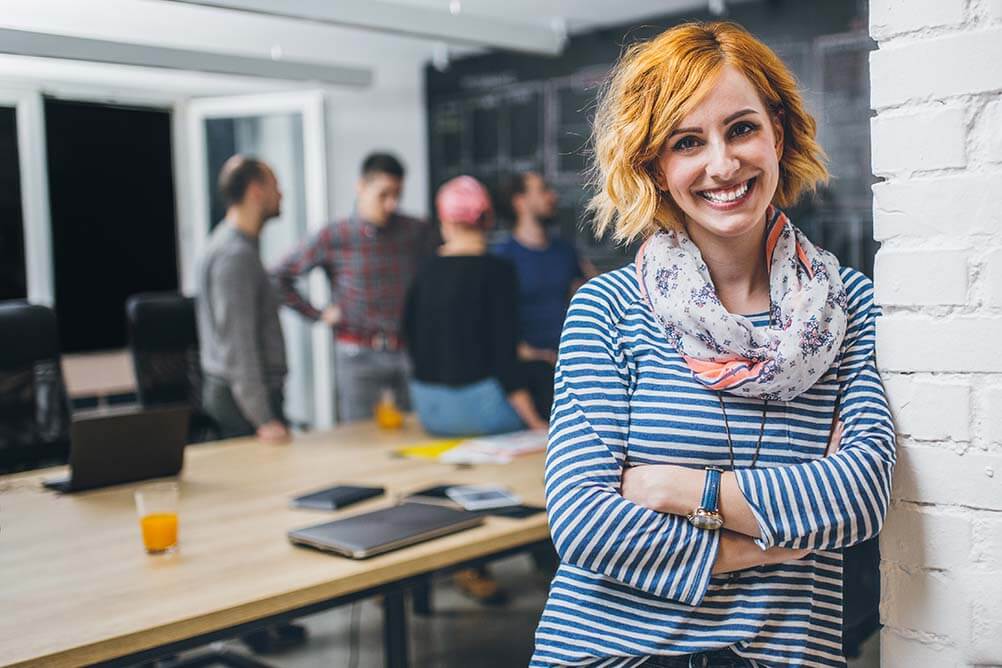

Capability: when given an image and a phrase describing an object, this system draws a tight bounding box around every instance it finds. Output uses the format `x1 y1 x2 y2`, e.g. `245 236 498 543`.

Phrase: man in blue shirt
494 172 595 417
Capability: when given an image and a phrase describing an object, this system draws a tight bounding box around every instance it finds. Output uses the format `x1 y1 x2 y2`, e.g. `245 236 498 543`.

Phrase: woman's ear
772 106 785 160
649 160 668 192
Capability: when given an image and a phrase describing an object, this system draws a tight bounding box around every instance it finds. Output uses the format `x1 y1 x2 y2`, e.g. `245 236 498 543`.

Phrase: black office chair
0 301 72 475
125 293 219 444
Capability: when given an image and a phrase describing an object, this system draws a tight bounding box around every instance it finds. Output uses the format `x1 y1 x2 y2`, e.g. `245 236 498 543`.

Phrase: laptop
288 501 484 559
42 405 190 493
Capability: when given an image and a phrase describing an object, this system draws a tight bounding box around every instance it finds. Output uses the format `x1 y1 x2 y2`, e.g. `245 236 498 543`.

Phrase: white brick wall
874 249 969 306
882 376 971 440
869 28 1002 108
870 107 967 174
987 385 1002 444
882 630 963 668
986 248 1002 307
870 0 965 39
877 317 1002 372
988 0 1002 22
872 0 1002 664
872 174 1002 240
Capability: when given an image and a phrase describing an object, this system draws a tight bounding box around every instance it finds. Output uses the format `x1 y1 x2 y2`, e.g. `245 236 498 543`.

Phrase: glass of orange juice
375 388 405 429
134 481 179 554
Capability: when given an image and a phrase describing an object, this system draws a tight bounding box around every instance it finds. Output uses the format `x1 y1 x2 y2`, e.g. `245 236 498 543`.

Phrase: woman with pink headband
403 175 548 604
402 175 547 438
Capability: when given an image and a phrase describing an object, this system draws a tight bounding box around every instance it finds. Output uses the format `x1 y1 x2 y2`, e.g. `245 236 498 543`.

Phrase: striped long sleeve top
531 264 895 668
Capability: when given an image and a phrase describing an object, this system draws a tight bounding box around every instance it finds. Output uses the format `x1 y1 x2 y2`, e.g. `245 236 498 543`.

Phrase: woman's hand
526 416 550 432
507 389 549 432
321 304 342 327
712 530 812 575
517 342 558 365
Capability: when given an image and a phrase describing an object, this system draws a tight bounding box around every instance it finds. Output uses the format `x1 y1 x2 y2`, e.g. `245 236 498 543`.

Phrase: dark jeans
644 648 753 668
202 375 285 439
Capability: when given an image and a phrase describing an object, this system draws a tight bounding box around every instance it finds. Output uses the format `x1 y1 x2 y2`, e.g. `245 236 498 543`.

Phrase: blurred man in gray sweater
196 155 290 444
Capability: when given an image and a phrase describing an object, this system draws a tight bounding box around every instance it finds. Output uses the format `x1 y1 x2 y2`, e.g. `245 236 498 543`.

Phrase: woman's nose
705 141 740 181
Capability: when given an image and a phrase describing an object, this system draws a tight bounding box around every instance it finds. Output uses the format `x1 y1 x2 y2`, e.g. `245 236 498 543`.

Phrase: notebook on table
287 501 483 559
290 484 384 511
42 405 190 493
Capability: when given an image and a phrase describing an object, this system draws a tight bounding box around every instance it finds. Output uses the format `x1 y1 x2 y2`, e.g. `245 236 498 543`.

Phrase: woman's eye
672 136 700 151
730 121 757 138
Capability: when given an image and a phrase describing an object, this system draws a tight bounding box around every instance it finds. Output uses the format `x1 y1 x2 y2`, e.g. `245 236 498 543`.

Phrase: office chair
0 301 72 475
125 293 219 444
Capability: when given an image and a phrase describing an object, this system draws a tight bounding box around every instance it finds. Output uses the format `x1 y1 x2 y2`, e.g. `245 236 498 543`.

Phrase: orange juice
140 512 178 553
375 389 404 429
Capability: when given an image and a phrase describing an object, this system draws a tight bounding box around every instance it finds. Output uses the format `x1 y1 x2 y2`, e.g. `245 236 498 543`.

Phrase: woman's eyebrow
723 108 758 124
668 109 760 138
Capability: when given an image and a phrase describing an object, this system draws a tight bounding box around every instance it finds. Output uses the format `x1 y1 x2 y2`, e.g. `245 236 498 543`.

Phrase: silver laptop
42 405 190 493
288 501 484 559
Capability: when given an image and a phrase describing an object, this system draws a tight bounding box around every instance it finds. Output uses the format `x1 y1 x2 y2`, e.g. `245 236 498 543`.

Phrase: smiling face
656 65 784 246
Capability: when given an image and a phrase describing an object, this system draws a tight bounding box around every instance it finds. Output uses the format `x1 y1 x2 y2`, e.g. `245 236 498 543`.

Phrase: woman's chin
685 205 769 240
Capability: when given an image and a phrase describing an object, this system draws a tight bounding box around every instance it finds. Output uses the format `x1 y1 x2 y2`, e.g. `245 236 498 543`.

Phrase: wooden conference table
0 421 550 668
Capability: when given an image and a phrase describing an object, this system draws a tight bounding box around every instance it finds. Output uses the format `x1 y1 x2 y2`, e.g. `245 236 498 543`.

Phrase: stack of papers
439 430 548 465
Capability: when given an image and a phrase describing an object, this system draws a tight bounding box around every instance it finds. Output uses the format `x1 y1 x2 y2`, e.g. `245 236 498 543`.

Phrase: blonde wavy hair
588 21 828 244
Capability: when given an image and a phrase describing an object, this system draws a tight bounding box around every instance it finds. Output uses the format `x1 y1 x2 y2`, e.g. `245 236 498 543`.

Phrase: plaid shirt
273 214 435 340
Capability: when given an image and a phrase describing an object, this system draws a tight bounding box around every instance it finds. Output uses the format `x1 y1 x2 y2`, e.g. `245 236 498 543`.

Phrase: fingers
257 421 291 444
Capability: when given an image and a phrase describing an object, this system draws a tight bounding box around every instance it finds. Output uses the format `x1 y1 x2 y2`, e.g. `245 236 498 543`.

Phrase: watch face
689 510 724 530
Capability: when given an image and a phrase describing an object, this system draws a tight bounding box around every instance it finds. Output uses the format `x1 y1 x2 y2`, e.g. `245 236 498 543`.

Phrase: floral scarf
636 207 848 401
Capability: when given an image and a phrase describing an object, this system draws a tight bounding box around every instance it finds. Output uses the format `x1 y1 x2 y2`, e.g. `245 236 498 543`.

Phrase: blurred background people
494 171 596 418
403 175 548 437
274 152 435 422
196 155 290 445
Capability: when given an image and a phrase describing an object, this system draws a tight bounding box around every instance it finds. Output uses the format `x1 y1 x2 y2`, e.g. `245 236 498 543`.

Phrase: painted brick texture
872 0 1002 663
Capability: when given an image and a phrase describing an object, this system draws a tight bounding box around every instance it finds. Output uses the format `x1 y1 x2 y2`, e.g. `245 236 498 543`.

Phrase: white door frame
183 90 334 428
0 87 53 306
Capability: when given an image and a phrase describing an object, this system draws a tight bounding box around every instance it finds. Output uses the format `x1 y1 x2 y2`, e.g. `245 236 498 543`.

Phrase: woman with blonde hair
532 22 894 667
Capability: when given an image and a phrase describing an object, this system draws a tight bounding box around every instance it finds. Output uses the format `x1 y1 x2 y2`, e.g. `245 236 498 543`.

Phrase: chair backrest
0 301 72 473
126 293 201 408
125 293 218 443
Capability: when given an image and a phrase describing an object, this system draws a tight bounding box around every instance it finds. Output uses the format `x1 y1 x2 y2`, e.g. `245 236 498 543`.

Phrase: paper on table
393 438 465 460
439 430 548 465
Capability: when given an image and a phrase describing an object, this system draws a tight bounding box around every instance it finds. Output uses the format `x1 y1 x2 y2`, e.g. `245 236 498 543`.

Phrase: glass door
183 91 333 429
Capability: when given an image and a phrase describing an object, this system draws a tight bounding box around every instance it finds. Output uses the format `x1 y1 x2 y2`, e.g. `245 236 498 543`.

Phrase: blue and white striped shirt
531 264 895 668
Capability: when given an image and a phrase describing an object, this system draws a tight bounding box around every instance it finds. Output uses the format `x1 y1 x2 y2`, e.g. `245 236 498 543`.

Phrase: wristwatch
687 466 725 530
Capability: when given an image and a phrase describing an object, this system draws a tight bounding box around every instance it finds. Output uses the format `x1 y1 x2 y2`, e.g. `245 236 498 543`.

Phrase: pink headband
435 175 493 227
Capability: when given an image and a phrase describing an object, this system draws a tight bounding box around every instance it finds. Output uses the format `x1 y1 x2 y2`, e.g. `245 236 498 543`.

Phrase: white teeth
700 179 750 203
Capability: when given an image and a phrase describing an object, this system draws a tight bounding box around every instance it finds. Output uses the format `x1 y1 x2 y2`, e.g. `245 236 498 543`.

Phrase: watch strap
699 467 723 514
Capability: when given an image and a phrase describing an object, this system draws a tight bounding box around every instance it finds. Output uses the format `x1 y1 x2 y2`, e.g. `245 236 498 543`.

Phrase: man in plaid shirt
273 153 436 422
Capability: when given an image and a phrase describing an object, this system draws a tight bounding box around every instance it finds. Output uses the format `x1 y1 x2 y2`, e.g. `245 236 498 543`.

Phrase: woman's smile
695 176 757 210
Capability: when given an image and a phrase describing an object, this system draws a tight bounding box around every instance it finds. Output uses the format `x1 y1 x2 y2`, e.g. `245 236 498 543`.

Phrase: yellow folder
392 438 465 460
